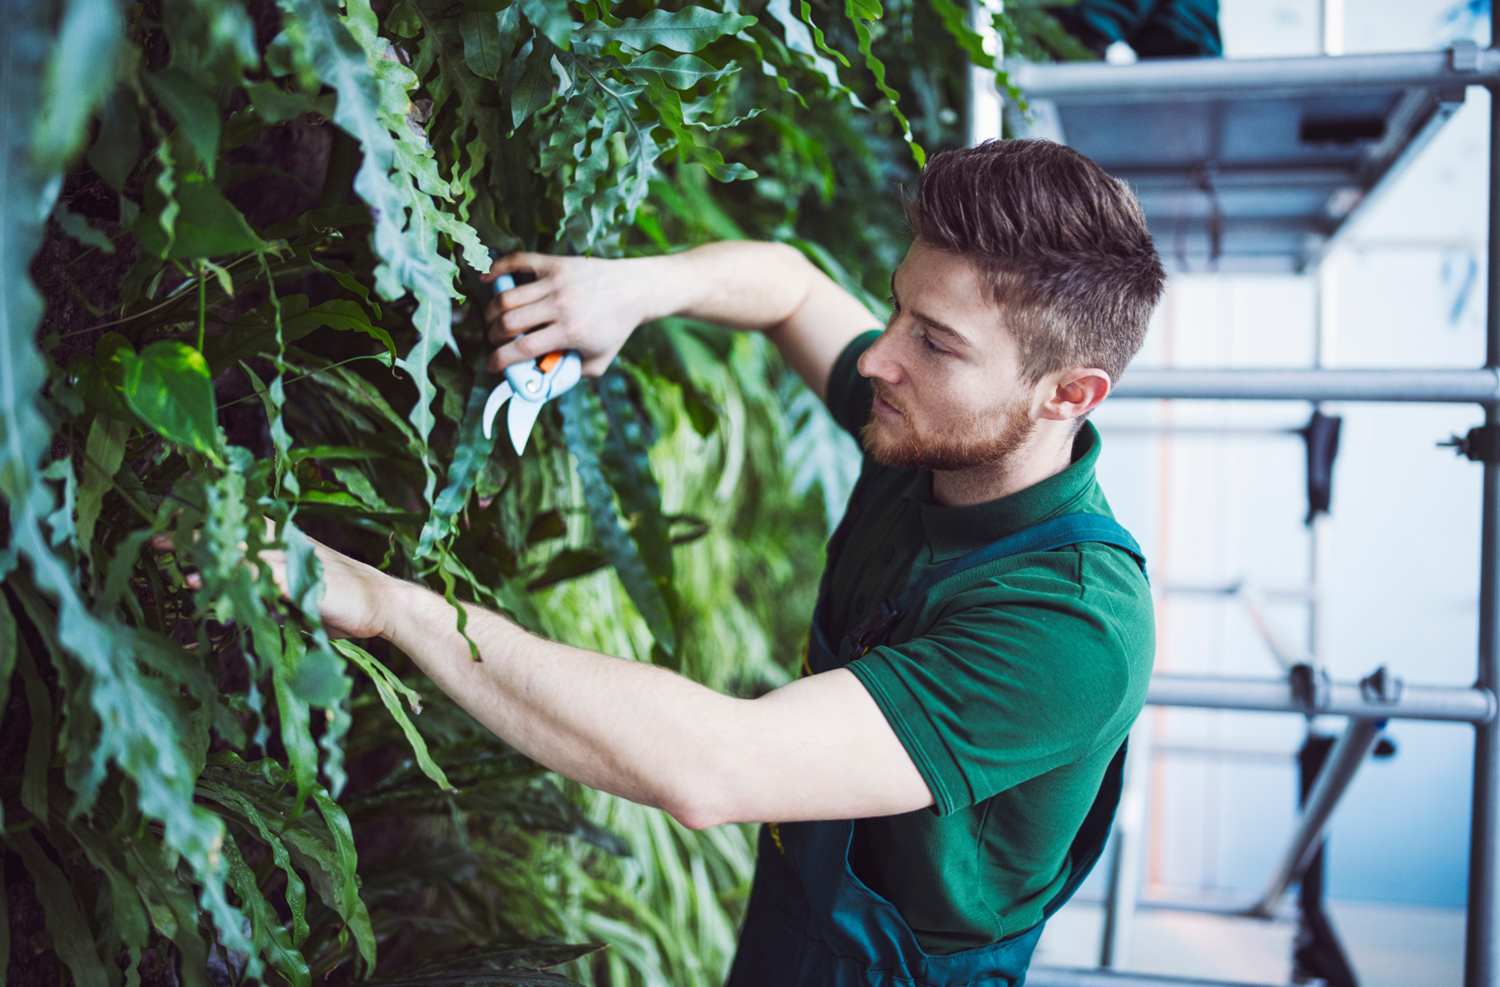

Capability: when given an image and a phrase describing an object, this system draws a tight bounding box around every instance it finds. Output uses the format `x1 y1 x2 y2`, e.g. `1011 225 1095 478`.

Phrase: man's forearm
312 546 930 827
646 241 823 332
647 242 878 401
379 579 736 816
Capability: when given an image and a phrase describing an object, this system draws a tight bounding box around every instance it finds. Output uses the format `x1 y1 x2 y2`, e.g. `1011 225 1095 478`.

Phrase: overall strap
847 513 1147 658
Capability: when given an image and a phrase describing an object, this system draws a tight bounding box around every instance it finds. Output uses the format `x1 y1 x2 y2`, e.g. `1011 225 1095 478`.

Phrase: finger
483 282 553 330
492 275 550 312
487 324 571 373
151 532 175 553
486 298 561 345
481 251 555 283
579 353 618 378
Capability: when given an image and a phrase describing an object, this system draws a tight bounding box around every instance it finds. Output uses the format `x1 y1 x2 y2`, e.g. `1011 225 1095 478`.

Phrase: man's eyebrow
911 310 971 347
891 269 972 347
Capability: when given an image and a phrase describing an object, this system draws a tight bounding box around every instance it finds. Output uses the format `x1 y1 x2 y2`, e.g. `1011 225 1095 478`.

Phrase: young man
293 139 1165 986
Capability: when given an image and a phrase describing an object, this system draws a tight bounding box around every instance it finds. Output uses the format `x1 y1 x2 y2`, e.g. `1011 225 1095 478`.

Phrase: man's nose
857 326 902 383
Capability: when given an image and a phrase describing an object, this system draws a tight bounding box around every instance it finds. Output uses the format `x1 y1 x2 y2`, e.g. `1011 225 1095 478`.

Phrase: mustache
870 380 908 419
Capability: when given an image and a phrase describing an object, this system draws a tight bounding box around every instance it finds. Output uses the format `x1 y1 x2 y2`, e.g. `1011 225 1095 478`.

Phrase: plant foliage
1 0 1078 983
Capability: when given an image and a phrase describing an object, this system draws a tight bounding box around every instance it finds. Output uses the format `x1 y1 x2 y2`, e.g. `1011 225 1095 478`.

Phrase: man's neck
930 421 1080 508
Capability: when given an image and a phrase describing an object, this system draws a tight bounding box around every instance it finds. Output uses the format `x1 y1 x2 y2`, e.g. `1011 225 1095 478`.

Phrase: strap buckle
849 598 901 656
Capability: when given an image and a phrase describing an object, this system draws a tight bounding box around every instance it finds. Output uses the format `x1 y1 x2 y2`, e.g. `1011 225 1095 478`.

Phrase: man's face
857 241 1037 472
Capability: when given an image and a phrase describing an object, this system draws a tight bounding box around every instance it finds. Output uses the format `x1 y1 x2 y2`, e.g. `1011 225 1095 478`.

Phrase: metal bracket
1290 663 1332 713
1440 424 1500 463
1453 39 1481 73
1360 664 1405 704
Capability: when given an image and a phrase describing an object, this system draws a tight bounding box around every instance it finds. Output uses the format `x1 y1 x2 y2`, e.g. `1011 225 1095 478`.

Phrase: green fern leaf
575 7 755 54
560 385 677 657
844 0 924 166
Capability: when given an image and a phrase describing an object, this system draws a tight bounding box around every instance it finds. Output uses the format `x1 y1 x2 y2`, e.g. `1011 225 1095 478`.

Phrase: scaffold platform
1010 46 1499 272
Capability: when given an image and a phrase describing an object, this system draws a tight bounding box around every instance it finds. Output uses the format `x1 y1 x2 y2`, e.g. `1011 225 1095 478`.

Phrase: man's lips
871 385 904 418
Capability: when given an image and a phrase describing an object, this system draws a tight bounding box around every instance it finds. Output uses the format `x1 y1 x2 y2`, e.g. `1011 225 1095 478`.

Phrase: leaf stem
60 253 259 339
60 289 199 338
217 354 386 409
197 260 207 351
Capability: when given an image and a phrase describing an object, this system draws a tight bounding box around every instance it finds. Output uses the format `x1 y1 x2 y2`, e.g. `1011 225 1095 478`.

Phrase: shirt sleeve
845 555 1148 816
824 330 881 438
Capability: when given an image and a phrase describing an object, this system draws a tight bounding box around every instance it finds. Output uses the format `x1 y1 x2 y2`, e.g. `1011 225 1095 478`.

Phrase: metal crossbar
1113 367 1500 403
1013 48 1500 102
1148 674 1497 723
1028 968 1290 987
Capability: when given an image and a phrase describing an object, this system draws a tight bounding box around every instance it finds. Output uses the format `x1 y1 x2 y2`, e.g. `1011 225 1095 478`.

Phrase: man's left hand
156 528 399 641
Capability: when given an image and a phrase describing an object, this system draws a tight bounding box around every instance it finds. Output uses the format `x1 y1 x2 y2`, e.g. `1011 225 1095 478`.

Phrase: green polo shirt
822 331 1154 954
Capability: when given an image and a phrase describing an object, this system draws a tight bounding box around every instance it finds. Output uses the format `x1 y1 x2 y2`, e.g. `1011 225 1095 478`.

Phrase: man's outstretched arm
482 241 879 402
307 544 934 828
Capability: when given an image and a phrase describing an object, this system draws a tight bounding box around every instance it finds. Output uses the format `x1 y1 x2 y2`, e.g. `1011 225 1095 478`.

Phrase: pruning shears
481 271 582 455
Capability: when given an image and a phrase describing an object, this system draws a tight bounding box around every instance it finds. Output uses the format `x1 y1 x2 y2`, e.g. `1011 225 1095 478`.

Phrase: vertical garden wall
0 0 1078 984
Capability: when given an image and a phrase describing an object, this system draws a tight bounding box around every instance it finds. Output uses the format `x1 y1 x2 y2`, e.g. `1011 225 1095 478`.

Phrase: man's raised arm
482 241 880 402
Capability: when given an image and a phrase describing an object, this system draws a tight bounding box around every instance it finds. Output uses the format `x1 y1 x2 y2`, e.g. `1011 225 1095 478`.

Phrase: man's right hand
483 252 665 378
482 242 879 403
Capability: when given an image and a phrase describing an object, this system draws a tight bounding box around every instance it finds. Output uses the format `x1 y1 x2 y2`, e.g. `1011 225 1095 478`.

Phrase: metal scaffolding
1003 42 1500 987
1009 45 1497 273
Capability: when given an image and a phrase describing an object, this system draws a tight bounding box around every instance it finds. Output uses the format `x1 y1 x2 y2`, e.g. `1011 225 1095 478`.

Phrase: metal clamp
1439 424 1500 463
1360 665 1405 704
1290 662 1331 713
1452 39 1481 73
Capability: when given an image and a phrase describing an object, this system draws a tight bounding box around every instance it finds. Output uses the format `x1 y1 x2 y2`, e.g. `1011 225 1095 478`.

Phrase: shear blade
482 381 514 440
507 397 545 455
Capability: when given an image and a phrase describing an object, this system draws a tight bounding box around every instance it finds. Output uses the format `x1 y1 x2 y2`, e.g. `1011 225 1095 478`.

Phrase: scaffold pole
1464 63 1500 987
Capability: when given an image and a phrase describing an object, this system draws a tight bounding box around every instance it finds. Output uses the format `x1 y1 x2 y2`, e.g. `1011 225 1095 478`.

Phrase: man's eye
915 326 947 354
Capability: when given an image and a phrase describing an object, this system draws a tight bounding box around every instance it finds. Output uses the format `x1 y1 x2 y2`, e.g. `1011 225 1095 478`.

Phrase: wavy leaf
844 0 923 166
559 384 676 657
278 0 469 502
33 0 126 170
334 639 455 791
417 364 503 557
0 595 15 769
222 835 314 987
4 1 254 967
577 8 754 54
8 831 110 987
69 823 153 987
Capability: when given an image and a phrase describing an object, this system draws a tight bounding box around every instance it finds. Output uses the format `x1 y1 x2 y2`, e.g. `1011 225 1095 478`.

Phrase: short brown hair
905 139 1164 383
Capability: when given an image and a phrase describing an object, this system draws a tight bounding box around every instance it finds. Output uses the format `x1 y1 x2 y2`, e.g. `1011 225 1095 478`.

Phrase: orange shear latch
538 351 564 374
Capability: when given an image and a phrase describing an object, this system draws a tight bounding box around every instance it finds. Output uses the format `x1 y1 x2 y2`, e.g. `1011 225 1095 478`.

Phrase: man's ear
1035 367 1111 422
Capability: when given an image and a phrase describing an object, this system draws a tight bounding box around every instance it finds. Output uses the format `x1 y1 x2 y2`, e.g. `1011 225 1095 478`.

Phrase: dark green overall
726 513 1147 987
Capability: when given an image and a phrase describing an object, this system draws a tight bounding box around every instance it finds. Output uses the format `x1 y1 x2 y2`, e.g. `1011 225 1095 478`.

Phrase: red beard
860 380 1036 471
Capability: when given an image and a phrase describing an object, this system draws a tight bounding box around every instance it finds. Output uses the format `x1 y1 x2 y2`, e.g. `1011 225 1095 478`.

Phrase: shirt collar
911 421 1104 561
